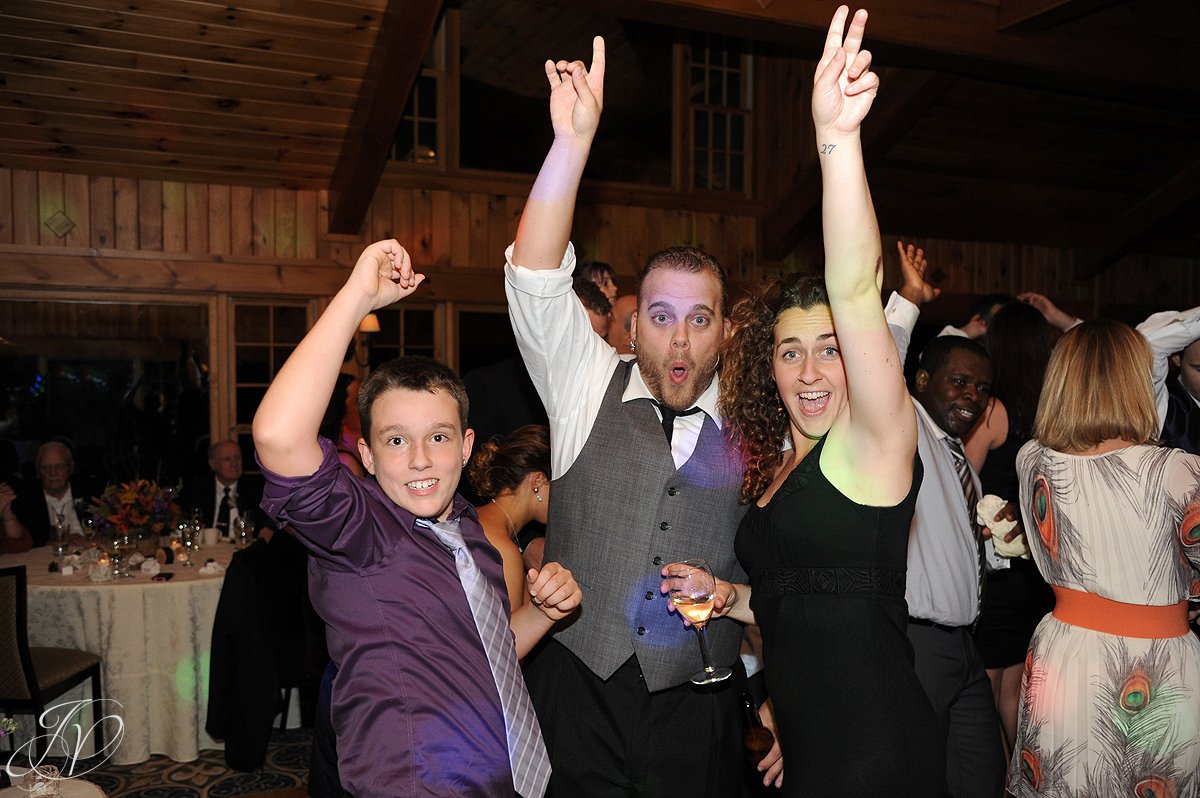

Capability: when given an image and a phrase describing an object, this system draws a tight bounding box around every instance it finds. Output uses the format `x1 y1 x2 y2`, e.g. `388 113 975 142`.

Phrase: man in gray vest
503 38 761 796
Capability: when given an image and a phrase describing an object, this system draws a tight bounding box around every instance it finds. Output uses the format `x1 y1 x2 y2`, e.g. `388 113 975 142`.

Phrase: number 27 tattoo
819 144 837 154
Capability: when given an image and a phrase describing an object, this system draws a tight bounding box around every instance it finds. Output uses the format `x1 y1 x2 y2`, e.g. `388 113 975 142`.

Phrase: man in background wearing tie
504 37 771 796
887 291 1007 798
179 440 269 539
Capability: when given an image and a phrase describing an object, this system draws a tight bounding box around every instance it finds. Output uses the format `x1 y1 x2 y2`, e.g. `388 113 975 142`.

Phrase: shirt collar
914 398 958 446
621 363 723 429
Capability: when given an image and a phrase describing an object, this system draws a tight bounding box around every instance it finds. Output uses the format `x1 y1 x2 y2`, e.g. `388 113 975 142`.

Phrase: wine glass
178 524 195 566
666 559 733 685
231 515 249 549
81 513 97 549
52 511 68 559
115 533 136 578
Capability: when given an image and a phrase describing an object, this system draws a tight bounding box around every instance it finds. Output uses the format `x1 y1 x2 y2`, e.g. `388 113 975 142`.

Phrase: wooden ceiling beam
327 0 443 235
996 0 1125 33
762 70 956 261
1074 157 1200 280
554 0 1194 104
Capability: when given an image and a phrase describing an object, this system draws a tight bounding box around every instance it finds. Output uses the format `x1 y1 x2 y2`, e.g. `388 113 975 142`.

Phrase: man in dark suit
178 440 272 539
11 440 98 549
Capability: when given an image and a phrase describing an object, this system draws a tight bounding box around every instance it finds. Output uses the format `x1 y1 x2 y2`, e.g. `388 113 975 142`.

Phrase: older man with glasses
11 440 95 549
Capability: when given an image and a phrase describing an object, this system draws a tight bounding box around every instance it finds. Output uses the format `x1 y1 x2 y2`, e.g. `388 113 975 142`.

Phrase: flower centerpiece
0 717 16 740
87 479 182 539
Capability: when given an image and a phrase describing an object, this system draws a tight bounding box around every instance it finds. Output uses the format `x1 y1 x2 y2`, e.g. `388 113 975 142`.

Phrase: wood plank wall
0 166 1196 317
0 167 760 296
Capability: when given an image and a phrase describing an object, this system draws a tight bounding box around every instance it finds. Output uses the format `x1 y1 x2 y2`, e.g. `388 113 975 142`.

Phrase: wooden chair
0 565 104 758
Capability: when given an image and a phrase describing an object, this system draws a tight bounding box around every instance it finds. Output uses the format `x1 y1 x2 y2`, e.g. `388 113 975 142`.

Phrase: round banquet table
0 542 237 766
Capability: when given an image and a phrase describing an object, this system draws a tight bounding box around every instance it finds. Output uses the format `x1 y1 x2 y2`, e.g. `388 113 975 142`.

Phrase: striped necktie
423 518 551 798
944 437 985 616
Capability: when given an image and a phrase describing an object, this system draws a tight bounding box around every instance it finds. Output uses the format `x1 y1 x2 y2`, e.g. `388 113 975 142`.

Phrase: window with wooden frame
232 302 310 464
390 16 448 166
362 306 437 371
686 32 752 194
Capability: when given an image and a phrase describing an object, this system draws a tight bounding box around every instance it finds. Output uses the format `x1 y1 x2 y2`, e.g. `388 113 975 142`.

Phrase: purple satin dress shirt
260 438 515 797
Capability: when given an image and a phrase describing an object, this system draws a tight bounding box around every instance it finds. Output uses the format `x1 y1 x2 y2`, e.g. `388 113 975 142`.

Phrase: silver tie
422 518 551 798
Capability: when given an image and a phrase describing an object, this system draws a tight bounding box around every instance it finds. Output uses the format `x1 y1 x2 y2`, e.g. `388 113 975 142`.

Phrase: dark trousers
908 623 1006 798
524 639 745 798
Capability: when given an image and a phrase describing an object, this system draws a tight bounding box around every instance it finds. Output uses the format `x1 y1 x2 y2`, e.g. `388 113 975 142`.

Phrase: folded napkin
976 494 1030 559
127 552 147 568
140 559 161 576
199 559 226 576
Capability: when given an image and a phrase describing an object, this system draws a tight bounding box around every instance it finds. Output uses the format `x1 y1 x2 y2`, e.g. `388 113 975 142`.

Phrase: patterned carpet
22 728 311 798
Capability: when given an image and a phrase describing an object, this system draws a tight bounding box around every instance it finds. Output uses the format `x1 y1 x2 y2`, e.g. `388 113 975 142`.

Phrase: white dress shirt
1136 305 1200 432
504 242 720 479
211 477 245 533
887 293 984 626
45 487 82 536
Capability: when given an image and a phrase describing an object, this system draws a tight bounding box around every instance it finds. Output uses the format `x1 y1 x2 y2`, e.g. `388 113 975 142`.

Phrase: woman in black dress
700 6 945 795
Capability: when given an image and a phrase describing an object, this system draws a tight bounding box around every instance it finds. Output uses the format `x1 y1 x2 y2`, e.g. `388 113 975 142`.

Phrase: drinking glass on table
665 558 733 685
179 522 196 566
52 511 68 559
115 533 136 578
232 515 249 549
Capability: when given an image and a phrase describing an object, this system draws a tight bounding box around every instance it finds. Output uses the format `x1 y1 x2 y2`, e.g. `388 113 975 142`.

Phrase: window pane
404 309 435 346
694 110 709 148
727 71 741 107
418 76 437 118
236 305 269 341
708 69 723 104
273 306 307 343
731 115 745 151
730 154 745 192
236 346 271 384
714 113 727 149
694 150 708 189
236 386 267 422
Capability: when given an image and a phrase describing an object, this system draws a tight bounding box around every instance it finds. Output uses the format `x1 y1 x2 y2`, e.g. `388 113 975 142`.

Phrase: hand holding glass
666 559 732 685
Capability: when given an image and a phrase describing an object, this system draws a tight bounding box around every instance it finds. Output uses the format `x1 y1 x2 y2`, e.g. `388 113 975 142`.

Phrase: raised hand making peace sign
812 6 880 138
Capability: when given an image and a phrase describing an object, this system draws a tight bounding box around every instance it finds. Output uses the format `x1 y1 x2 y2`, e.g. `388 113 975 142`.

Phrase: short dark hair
636 247 729 318
358 357 469 442
967 293 1015 324
572 277 612 316
918 335 990 378
576 261 615 284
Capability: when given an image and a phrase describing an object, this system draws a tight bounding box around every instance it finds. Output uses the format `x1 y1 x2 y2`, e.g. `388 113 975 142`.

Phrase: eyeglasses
38 463 69 474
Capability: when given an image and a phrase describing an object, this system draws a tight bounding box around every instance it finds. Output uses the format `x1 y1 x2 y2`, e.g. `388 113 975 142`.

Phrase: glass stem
693 624 716 673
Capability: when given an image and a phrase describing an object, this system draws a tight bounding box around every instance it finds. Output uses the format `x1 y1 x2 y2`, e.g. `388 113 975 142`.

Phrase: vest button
644 591 654 600
667 487 678 496
653 556 663 566
659 521 670 531
637 626 646 635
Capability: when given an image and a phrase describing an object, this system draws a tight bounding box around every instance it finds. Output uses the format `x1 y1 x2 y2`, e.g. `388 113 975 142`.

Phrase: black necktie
651 401 703 443
217 486 231 531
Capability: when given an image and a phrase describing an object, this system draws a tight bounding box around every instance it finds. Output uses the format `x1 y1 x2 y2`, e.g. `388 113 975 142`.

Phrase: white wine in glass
667 558 733 685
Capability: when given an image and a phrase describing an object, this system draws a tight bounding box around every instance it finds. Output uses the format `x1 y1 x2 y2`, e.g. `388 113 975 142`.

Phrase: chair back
0 566 39 703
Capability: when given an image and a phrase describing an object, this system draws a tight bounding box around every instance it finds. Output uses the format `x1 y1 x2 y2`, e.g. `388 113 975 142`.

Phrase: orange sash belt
1052 586 1188 639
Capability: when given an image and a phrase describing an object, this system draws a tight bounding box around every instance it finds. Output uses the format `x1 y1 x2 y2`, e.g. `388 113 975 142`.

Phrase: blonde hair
1034 319 1158 451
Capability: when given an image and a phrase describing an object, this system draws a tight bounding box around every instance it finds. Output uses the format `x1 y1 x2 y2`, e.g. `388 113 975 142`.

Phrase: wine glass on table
115 533 136 578
52 511 68 559
179 521 196 566
666 558 732 685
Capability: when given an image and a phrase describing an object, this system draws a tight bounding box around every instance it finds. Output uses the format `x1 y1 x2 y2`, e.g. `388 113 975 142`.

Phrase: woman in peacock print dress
1011 319 1200 798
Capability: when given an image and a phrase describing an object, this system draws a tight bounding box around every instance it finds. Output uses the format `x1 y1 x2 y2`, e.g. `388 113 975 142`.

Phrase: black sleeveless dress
735 436 946 796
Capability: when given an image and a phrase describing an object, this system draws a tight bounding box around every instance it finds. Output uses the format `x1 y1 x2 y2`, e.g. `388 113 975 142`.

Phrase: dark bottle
741 692 775 793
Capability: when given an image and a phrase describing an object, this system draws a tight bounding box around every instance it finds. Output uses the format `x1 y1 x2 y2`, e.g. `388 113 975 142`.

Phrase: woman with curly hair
467 424 551 611
705 7 945 793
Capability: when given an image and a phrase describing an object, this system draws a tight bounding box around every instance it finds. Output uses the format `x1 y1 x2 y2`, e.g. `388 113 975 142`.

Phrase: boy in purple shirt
254 240 581 797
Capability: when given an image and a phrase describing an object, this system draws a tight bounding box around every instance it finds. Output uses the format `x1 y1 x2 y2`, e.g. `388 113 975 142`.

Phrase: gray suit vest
545 361 748 692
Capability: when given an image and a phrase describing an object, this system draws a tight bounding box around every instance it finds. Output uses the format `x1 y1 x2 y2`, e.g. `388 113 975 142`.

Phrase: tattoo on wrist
819 143 838 154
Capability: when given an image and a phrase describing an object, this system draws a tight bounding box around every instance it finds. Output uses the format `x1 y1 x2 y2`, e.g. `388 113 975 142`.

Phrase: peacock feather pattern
1009 442 1200 798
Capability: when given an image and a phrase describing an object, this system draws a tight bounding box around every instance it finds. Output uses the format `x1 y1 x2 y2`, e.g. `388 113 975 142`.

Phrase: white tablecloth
1 543 237 766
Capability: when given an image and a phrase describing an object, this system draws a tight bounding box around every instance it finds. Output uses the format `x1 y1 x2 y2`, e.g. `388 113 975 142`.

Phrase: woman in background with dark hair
964 301 1057 758
468 424 551 611
318 373 364 477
